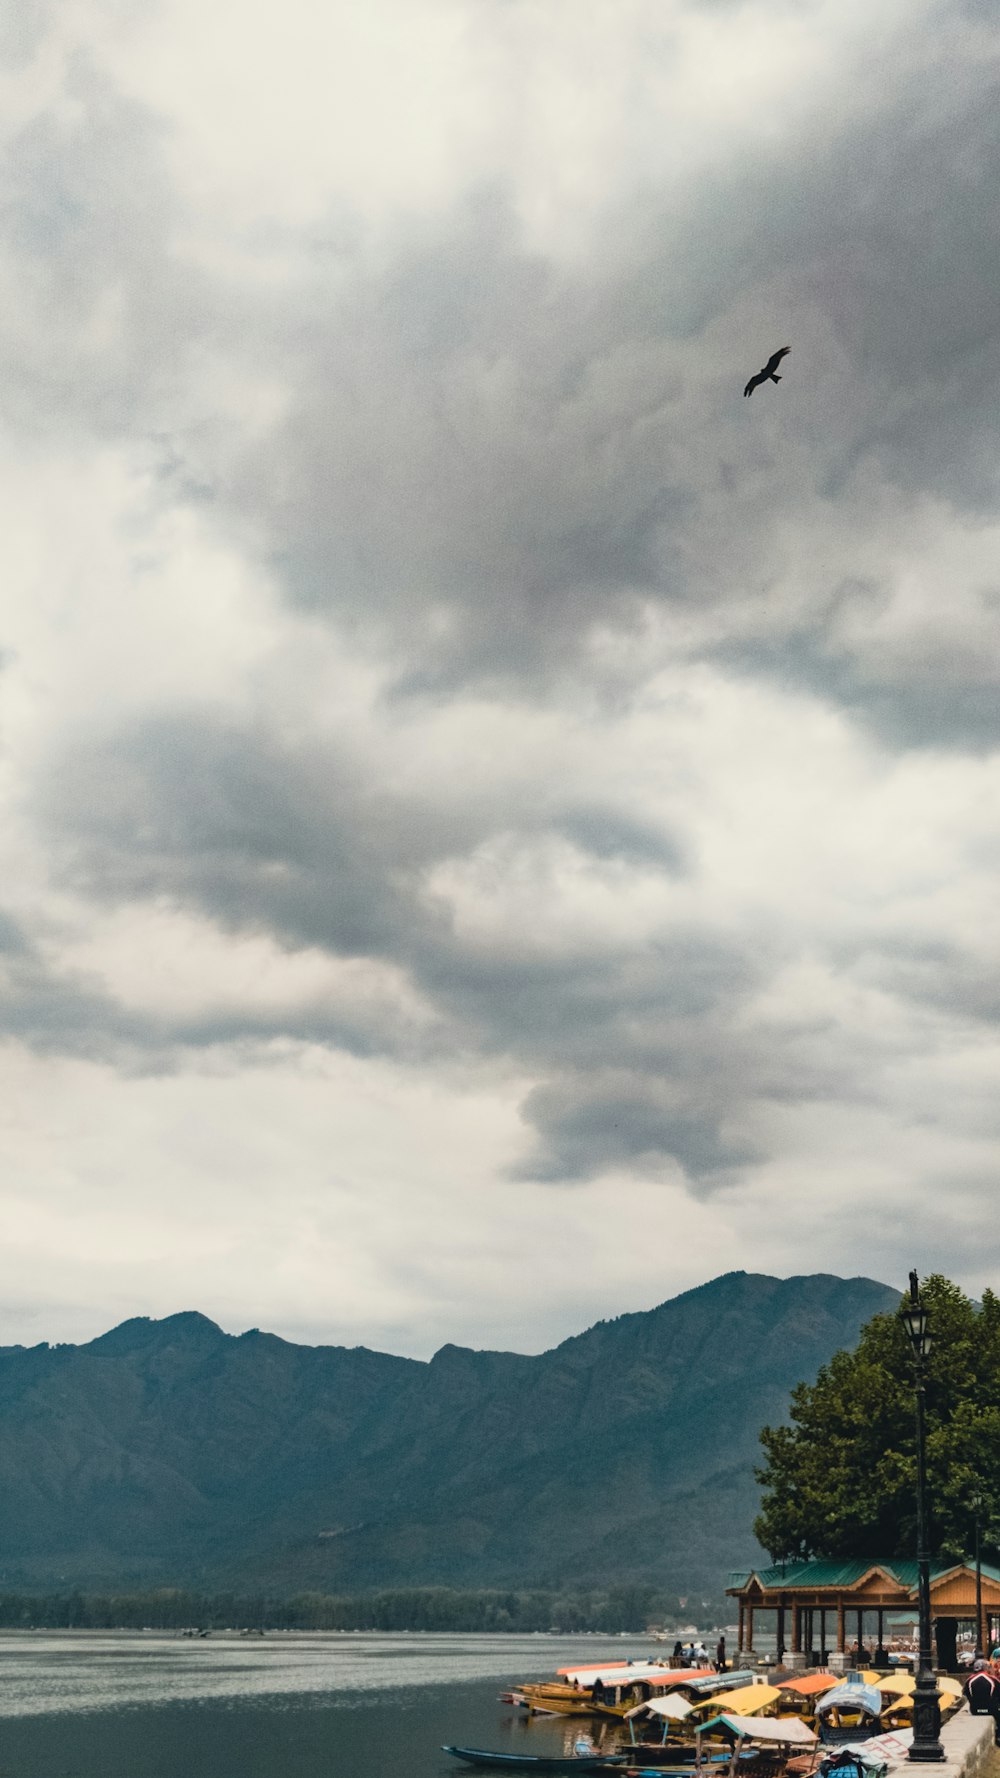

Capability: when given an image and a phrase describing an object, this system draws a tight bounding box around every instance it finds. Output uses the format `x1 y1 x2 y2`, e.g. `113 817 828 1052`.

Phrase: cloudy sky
1 0 998 1358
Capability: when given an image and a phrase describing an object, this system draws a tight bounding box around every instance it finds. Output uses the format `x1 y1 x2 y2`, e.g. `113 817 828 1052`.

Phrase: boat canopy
877 1675 915 1698
684 1671 758 1695
566 1663 710 1690
691 1685 782 1718
879 1677 960 1709
557 1663 632 1679
779 1673 837 1697
696 1714 818 1746
815 1681 883 1718
624 1695 695 1722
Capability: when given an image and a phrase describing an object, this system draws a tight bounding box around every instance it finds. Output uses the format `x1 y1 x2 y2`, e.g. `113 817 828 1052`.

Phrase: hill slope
0 1272 899 1593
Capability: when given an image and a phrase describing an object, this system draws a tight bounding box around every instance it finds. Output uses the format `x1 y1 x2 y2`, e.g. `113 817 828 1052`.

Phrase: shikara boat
516 1668 716 1721
813 1681 883 1746
513 1686 604 1718
680 1674 759 1698
442 1747 625 1771
620 1705 818 1777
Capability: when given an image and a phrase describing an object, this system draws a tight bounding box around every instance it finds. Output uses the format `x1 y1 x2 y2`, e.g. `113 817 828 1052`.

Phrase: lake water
0 1631 653 1778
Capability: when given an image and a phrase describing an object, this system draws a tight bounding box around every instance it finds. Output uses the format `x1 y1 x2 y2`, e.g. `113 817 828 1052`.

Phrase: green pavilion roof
728 1557 1000 1593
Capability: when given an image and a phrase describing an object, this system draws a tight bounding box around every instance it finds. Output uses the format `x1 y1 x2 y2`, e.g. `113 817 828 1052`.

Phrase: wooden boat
591 1670 716 1720
442 1747 625 1771
622 1707 817 1778
621 1754 790 1778
516 1668 716 1721
619 1745 733 1769
516 1684 606 1717
813 1681 883 1747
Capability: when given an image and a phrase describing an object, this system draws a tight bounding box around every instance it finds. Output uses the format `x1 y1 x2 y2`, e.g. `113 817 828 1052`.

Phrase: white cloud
0 0 998 1353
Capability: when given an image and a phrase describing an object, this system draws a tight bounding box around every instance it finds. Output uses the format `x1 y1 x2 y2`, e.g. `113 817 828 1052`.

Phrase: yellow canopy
878 1674 915 1696
692 1685 781 1718
880 1675 961 1707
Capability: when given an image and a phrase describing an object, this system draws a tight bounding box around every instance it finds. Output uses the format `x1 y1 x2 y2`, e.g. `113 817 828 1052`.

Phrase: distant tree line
0 1583 724 1634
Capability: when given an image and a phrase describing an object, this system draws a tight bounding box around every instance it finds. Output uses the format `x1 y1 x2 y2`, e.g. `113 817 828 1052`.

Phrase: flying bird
744 346 790 398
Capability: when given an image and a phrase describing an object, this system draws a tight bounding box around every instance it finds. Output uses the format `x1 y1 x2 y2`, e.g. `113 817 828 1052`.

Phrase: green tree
754 1275 1000 1563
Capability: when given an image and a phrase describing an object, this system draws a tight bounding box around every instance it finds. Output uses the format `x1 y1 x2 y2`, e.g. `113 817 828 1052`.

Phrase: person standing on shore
715 1636 726 1673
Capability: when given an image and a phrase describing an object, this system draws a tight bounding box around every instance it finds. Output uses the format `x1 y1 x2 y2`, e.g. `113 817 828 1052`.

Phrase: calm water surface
0 1631 651 1778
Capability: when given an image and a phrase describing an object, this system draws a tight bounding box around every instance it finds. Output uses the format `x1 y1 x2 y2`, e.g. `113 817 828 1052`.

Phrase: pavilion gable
929 1564 1000 1608
847 1565 909 1599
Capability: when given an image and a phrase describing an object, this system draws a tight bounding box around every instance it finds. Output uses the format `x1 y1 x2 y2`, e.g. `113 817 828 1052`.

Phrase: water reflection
0 1630 629 1717
0 1634 647 1778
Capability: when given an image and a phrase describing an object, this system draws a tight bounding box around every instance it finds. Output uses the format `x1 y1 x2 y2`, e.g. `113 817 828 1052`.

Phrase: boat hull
442 1748 624 1772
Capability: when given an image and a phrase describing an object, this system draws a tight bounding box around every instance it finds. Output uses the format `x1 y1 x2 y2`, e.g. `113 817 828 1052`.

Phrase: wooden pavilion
727 1558 1000 1668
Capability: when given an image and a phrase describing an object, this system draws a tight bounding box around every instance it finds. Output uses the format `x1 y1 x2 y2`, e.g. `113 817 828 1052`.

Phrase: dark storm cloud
710 588 1000 754
154 10 999 742
0 913 145 1058
518 1074 759 1183
33 708 777 1179
6 2 1000 724
0 894 442 1068
36 702 972 1186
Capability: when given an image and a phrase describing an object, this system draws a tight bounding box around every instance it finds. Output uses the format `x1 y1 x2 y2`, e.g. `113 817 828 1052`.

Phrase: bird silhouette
744 346 790 398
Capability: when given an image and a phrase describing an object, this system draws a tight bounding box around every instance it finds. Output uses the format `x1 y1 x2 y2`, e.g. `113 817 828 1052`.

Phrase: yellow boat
514 1665 718 1721
513 1684 598 1718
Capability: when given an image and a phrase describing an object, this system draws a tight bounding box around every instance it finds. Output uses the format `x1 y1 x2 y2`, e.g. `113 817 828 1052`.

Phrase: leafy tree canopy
755 1276 1000 1564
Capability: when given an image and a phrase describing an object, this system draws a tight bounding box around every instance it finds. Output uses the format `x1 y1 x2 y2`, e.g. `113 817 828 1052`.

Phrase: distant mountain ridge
0 1271 899 1594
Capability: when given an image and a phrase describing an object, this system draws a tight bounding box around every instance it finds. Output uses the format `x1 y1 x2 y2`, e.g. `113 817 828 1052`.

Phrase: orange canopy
780 1673 838 1697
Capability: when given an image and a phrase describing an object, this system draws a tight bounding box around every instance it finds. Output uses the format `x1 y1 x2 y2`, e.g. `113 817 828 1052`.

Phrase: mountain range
0 1271 899 1594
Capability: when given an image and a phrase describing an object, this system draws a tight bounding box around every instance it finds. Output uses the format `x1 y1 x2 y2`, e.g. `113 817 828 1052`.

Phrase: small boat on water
442 1747 625 1771
621 1709 817 1778
515 1667 718 1720
813 1680 883 1746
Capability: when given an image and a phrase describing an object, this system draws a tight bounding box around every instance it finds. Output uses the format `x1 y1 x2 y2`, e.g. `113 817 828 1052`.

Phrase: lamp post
904 1270 944 1763
971 1491 984 1661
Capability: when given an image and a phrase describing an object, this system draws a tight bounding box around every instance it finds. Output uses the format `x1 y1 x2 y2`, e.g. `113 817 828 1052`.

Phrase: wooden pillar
738 1600 745 1655
820 1608 826 1661
746 1604 754 1653
856 1608 863 1653
792 1603 801 1654
777 1603 786 1662
837 1598 845 1652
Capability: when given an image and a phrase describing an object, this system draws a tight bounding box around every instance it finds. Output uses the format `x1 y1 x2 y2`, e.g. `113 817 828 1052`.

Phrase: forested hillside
0 1272 898 1594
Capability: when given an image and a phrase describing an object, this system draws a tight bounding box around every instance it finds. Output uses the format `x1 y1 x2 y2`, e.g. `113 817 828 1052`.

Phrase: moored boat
515 1667 717 1721
813 1679 883 1746
619 1700 818 1776
442 1746 625 1771
514 1685 602 1718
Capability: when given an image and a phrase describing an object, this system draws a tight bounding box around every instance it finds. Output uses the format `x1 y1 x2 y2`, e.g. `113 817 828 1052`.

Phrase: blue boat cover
685 1672 757 1695
815 1682 882 1719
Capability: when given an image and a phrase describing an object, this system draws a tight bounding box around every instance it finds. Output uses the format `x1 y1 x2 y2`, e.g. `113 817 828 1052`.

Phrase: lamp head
902 1300 932 1359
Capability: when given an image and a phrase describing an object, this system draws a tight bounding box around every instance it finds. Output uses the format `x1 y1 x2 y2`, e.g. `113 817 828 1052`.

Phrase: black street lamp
903 1270 944 1763
971 1490 984 1661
